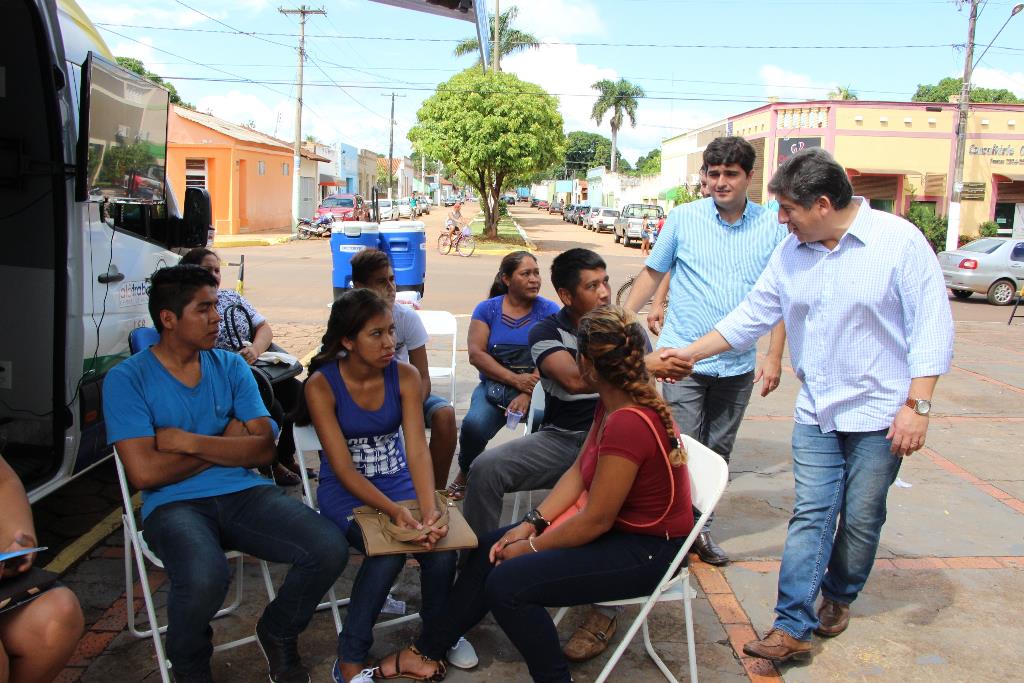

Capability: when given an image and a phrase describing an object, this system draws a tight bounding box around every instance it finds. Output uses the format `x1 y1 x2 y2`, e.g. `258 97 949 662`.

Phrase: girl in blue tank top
294 289 460 683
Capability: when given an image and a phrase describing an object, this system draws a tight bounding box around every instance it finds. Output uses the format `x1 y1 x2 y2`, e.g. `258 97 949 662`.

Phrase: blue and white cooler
379 220 427 296
330 221 380 300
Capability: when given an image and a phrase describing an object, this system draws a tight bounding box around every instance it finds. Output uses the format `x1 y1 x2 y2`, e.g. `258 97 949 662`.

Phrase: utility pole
946 1 1022 250
280 5 325 234
947 0 979 252
493 0 500 72
381 92 406 199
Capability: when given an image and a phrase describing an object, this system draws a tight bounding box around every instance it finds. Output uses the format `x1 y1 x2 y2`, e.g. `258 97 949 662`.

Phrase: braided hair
577 305 686 465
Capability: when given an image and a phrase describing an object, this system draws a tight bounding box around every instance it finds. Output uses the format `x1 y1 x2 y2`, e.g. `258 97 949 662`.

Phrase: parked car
562 204 576 222
376 198 399 221
939 237 1024 305
530 197 540 208
576 205 591 225
614 204 664 246
582 206 601 230
537 200 549 210
443 195 458 207
591 207 620 233
548 201 563 214
503 193 517 205
417 196 431 215
317 193 369 221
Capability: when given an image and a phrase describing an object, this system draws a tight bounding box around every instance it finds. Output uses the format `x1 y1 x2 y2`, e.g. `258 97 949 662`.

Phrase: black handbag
484 343 534 409
222 303 301 386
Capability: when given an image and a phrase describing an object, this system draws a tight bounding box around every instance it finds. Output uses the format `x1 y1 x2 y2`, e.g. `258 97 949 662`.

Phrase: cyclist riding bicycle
446 202 466 239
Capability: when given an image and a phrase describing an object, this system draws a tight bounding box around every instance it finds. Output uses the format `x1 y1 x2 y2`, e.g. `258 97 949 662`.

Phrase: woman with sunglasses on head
381 305 695 683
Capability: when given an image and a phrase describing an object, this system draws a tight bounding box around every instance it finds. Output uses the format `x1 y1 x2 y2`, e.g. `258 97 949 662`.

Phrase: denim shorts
423 393 451 424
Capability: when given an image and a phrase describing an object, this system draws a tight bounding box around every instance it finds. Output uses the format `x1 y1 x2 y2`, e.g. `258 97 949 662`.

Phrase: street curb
507 215 537 251
213 235 295 248
468 214 536 254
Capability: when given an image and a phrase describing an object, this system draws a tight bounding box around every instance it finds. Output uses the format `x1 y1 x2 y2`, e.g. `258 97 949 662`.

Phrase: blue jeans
773 424 902 641
143 486 348 676
417 526 684 683
338 524 457 664
458 382 542 474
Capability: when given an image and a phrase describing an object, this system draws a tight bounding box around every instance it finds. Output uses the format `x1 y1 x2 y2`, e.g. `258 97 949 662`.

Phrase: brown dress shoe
814 598 850 637
692 531 730 566
742 628 812 662
563 610 617 662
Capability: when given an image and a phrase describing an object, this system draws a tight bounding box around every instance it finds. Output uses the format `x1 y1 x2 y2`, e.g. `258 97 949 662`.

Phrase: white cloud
110 36 156 63
759 65 835 101
507 0 605 40
972 66 1024 97
81 2 210 28
503 45 714 165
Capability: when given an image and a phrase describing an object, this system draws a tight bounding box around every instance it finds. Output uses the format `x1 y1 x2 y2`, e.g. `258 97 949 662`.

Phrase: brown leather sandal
377 645 447 682
563 611 617 663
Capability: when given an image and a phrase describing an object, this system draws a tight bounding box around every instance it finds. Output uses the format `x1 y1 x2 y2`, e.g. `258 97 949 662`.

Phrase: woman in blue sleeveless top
296 289 456 683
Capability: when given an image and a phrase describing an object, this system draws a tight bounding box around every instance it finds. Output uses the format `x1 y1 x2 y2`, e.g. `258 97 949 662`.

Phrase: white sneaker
446 636 479 670
332 659 376 683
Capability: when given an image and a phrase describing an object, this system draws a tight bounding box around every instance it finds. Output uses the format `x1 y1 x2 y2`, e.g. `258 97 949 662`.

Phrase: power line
92 23 964 50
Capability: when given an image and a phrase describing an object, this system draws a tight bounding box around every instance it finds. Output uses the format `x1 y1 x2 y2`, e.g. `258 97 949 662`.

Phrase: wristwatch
905 398 932 416
523 508 550 535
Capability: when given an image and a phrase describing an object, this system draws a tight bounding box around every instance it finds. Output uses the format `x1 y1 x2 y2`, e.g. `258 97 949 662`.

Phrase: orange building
167 106 329 235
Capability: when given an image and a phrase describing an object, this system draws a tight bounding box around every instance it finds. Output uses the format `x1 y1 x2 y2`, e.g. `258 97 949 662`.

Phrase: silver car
939 237 1024 305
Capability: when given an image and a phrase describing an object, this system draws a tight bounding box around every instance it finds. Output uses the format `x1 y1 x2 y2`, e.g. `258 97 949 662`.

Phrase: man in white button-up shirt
664 149 954 662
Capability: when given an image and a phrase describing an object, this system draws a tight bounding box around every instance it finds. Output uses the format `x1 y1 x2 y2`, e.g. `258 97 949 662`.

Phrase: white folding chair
510 382 546 523
414 310 458 409
292 424 420 632
552 435 730 683
115 450 277 683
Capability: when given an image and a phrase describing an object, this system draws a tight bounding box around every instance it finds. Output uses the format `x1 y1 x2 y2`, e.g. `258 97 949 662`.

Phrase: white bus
3 0 211 500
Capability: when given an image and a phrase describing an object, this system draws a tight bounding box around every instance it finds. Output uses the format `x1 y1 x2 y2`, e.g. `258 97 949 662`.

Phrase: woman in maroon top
379 305 693 683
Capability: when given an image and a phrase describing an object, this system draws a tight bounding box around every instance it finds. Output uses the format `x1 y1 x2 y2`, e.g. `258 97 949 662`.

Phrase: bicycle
616 275 668 315
437 223 476 257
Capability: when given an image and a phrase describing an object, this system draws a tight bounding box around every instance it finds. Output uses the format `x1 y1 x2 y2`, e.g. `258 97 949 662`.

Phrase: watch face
916 400 931 415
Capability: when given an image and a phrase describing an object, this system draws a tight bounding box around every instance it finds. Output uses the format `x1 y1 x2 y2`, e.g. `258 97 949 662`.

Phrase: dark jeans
338 525 456 664
458 382 542 473
418 526 684 683
144 486 347 676
272 377 302 465
662 371 754 530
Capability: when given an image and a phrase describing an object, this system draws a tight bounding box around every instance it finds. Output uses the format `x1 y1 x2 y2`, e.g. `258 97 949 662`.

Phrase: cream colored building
662 100 1024 236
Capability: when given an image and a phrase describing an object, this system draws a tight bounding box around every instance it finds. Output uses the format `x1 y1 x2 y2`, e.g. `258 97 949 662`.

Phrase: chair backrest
681 435 730 526
129 327 160 355
112 447 144 539
524 381 545 434
415 309 458 402
292 423 322 510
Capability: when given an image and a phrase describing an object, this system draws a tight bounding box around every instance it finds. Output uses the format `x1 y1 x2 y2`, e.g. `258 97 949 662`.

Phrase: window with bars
258 160 266 176
282 162 290 176
184 158 207 188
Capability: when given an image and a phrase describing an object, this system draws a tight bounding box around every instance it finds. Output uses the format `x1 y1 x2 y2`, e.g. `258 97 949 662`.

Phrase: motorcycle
296 213 334 239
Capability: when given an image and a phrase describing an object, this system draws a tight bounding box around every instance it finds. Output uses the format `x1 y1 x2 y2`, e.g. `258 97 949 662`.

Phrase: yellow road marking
43 493 139 575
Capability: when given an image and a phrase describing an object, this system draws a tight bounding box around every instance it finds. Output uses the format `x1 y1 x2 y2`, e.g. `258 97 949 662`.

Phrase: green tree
409 69 564 237
115 57 192 107
591 78 645 173
553 131 623 179
453 6 540 69
827 85 858 101
634 148 661 176
912 76 1021 104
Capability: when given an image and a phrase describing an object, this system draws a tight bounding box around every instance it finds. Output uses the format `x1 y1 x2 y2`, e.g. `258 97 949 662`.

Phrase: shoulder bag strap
613 407 678 529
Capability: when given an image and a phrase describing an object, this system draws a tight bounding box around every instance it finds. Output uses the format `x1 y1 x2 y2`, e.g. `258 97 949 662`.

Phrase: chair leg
683 580 698 683
326 586 343 635
131 532 172 683
594 597 663 683
259 560 277 601
552 606 569 626
642 619 678 683
510 491 523 524
219 554 245 616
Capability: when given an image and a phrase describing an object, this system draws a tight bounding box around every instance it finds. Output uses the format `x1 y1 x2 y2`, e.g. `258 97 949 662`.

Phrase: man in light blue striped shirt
626 137 788 567
666 149 954 662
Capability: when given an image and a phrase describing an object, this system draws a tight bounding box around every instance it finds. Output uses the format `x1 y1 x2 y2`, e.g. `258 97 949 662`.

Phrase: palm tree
827 85 858 101
453 6 540 70
591 78 645 174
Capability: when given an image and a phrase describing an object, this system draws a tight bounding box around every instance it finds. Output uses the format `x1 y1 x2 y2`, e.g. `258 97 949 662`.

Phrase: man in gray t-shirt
351 249 457 488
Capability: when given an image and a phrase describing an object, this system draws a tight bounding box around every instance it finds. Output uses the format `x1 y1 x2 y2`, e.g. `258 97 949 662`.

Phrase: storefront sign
777 137 821 167
961 181 986 201
968 144 1023 156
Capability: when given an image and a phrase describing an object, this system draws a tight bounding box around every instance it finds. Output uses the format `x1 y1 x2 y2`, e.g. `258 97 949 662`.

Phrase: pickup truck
614 204 665 247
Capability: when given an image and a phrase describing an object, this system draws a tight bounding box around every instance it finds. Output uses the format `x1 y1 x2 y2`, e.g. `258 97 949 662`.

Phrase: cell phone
0 547 47 563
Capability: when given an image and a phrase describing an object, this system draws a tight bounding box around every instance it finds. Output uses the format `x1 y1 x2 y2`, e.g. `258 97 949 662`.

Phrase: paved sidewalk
213 229 295 248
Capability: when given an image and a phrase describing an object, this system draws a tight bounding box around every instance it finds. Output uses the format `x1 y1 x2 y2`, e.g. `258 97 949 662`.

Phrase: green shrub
904 203 948 253
978 221 1000 237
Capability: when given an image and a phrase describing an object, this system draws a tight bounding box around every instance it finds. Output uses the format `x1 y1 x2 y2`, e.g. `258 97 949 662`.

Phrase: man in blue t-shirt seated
103 265 346 683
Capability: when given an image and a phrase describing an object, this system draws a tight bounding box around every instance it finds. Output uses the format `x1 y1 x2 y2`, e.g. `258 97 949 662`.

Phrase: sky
80 0 1024 165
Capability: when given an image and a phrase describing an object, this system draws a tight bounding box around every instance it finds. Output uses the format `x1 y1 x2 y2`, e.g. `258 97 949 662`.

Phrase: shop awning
994 173 1024 183
846 168 920 177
